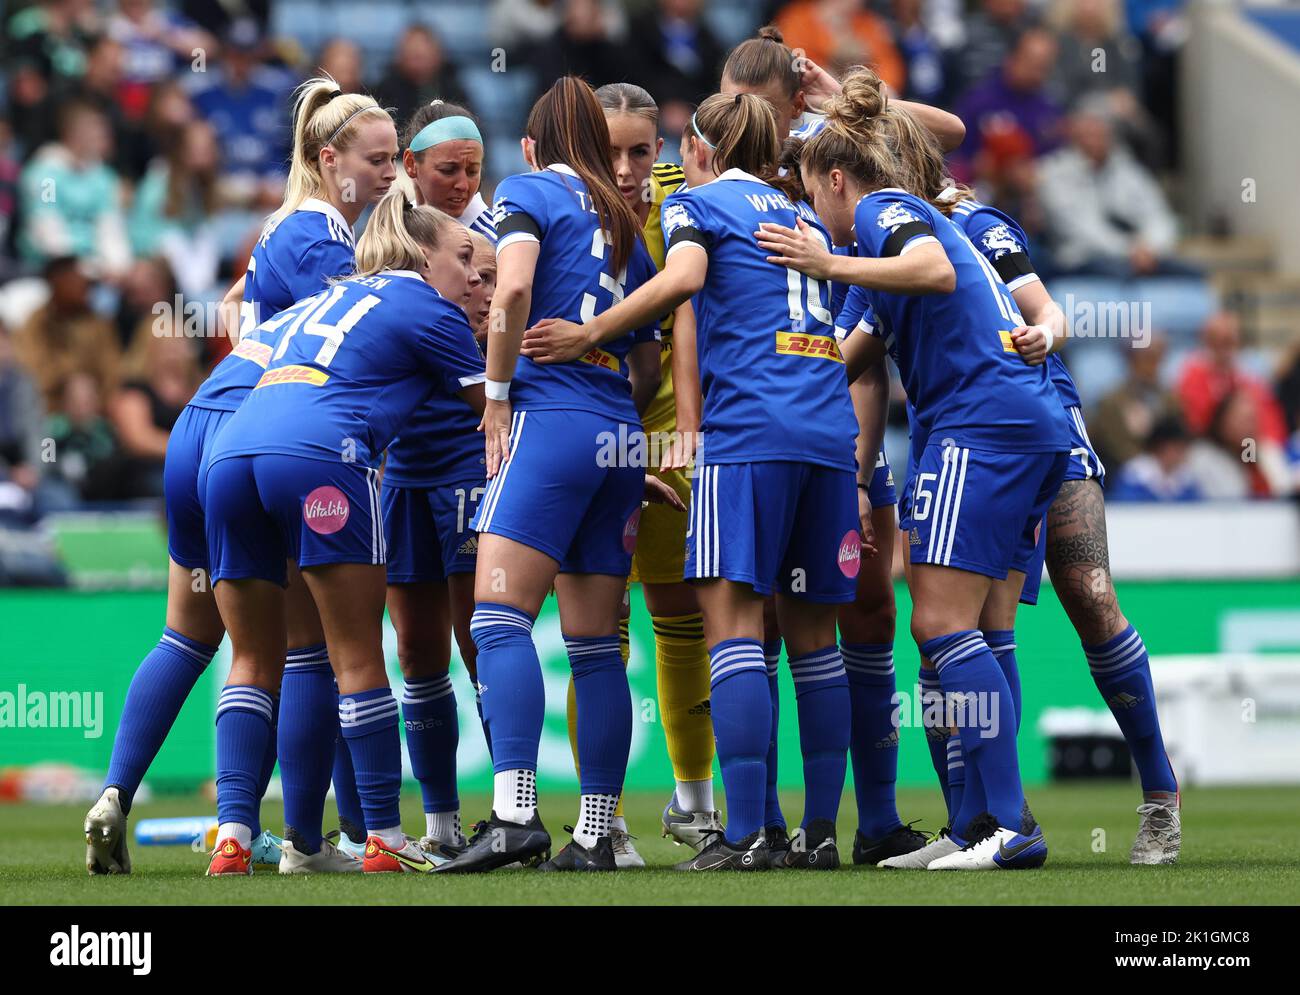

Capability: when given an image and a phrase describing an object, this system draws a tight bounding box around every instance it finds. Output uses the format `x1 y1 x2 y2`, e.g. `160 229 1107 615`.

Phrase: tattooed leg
1044 479 1129 645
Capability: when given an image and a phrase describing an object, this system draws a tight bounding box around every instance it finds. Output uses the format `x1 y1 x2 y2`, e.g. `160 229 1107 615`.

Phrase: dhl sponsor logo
579 347 619 372
998 330 1018 353
231 338 273 368
255 365 329 388
775 331 843 362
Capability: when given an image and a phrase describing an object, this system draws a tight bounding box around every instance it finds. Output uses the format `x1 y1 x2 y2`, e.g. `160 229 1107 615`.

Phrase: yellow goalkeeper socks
653 611 714 786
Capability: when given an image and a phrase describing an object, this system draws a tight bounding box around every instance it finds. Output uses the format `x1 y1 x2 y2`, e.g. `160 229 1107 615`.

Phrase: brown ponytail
526 76 641 274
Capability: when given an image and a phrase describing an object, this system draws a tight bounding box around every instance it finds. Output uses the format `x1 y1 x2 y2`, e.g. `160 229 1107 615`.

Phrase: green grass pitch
2 784 1296 905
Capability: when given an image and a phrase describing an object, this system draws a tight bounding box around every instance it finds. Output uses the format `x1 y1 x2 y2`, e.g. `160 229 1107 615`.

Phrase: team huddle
83 25 1182 878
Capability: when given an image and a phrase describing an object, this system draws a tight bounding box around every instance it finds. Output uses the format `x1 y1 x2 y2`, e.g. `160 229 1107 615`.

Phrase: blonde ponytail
269 74 391 227
353 189 452 277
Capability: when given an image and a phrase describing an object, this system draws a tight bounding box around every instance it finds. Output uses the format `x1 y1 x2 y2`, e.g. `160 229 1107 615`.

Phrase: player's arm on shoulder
828 237 954 295
888 97 965 152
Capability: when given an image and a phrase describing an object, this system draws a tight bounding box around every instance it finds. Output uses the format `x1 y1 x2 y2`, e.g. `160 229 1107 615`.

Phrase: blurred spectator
12 257 121 414
774 0 906 90
17 99 132 279
1049 0 1159 165
491 0 625 51
628 0 724 112
114 256 177 352
128 120 222 297
953 28 1063 183
0 120 20 278
373 25 469 127
1108 415 1202 502
111 330 200 498
42 371 123 503
6 0 99 151
178 0 270 39
530 0 630 100
1090 332 1180 468
1183 389 1289 499
1037 100 1181 276
1050 0 1142 103
0 320 45 508
890 0 945 104
189 18 287 210
1277 338 1300 436
69 33 150 182
131 78 198 180
1176 311 1288 446
108 1 213 111
955 0 1036 97
317 38 364 96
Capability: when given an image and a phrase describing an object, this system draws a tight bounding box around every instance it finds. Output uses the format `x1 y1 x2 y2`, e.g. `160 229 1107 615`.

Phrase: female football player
524 91 862 871
84 77 397 875
377 101 498 860
202 191 486 875
435 77 680 874
758 71 1074 870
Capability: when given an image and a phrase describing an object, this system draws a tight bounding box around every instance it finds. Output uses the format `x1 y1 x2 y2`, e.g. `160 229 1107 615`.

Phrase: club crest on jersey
980 223 1023 258
876 202 918 231
662 202 694 237
303 486 350 535
838 530 862 578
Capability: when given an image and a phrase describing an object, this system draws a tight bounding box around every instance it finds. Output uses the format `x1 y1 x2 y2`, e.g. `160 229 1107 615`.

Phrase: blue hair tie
690 112 716 150
409 115 483 153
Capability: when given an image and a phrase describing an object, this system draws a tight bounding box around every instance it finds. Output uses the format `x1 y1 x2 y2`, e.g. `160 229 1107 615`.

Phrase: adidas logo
875 729 900 749
687 699 712 716
909 528 921 545
1109 691 1144 710
457 536 478 555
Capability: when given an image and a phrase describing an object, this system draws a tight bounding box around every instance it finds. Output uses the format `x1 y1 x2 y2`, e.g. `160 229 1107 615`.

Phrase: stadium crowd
0 0 1298 538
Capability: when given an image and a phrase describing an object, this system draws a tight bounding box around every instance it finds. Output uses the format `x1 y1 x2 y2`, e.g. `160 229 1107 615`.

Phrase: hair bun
757 25 785 45
825 67 887 130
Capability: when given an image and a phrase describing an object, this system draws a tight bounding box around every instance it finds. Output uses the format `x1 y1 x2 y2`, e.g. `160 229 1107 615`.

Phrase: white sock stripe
930 633 985 665
285 646 329 663
840 648 894 663
788 650 841 669
843 659 896 675
792 666 846 684
931 635 989 672
709 645 764 671
710 659 768 683
217 688 274 720
1086 630 1143 665
764 661 778 678
1089 646 1147 675
789 657 847 677
160 633 212 663
339 695 399 721
986 641 1017 653
340 704 399 728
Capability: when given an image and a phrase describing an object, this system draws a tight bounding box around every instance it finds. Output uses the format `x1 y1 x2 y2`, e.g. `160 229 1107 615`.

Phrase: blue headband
690 112 715 150
409 116 483 153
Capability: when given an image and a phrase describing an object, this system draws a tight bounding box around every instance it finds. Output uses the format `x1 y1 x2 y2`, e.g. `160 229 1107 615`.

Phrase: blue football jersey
853 189 1070 454
949 198 1081 410
662 168 857 471
492 164 659 422
189 200 356 412
209 271 485 469
383 212 498 489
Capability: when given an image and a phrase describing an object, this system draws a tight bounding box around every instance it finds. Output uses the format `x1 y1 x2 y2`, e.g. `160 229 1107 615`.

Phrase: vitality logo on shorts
775 331 843 363
623 508 642 554
303 486 350 535
838 530 862 578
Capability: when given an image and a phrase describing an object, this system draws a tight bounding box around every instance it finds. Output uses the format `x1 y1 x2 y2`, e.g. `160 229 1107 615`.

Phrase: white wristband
1042 327 1055 354
485 378 511 401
